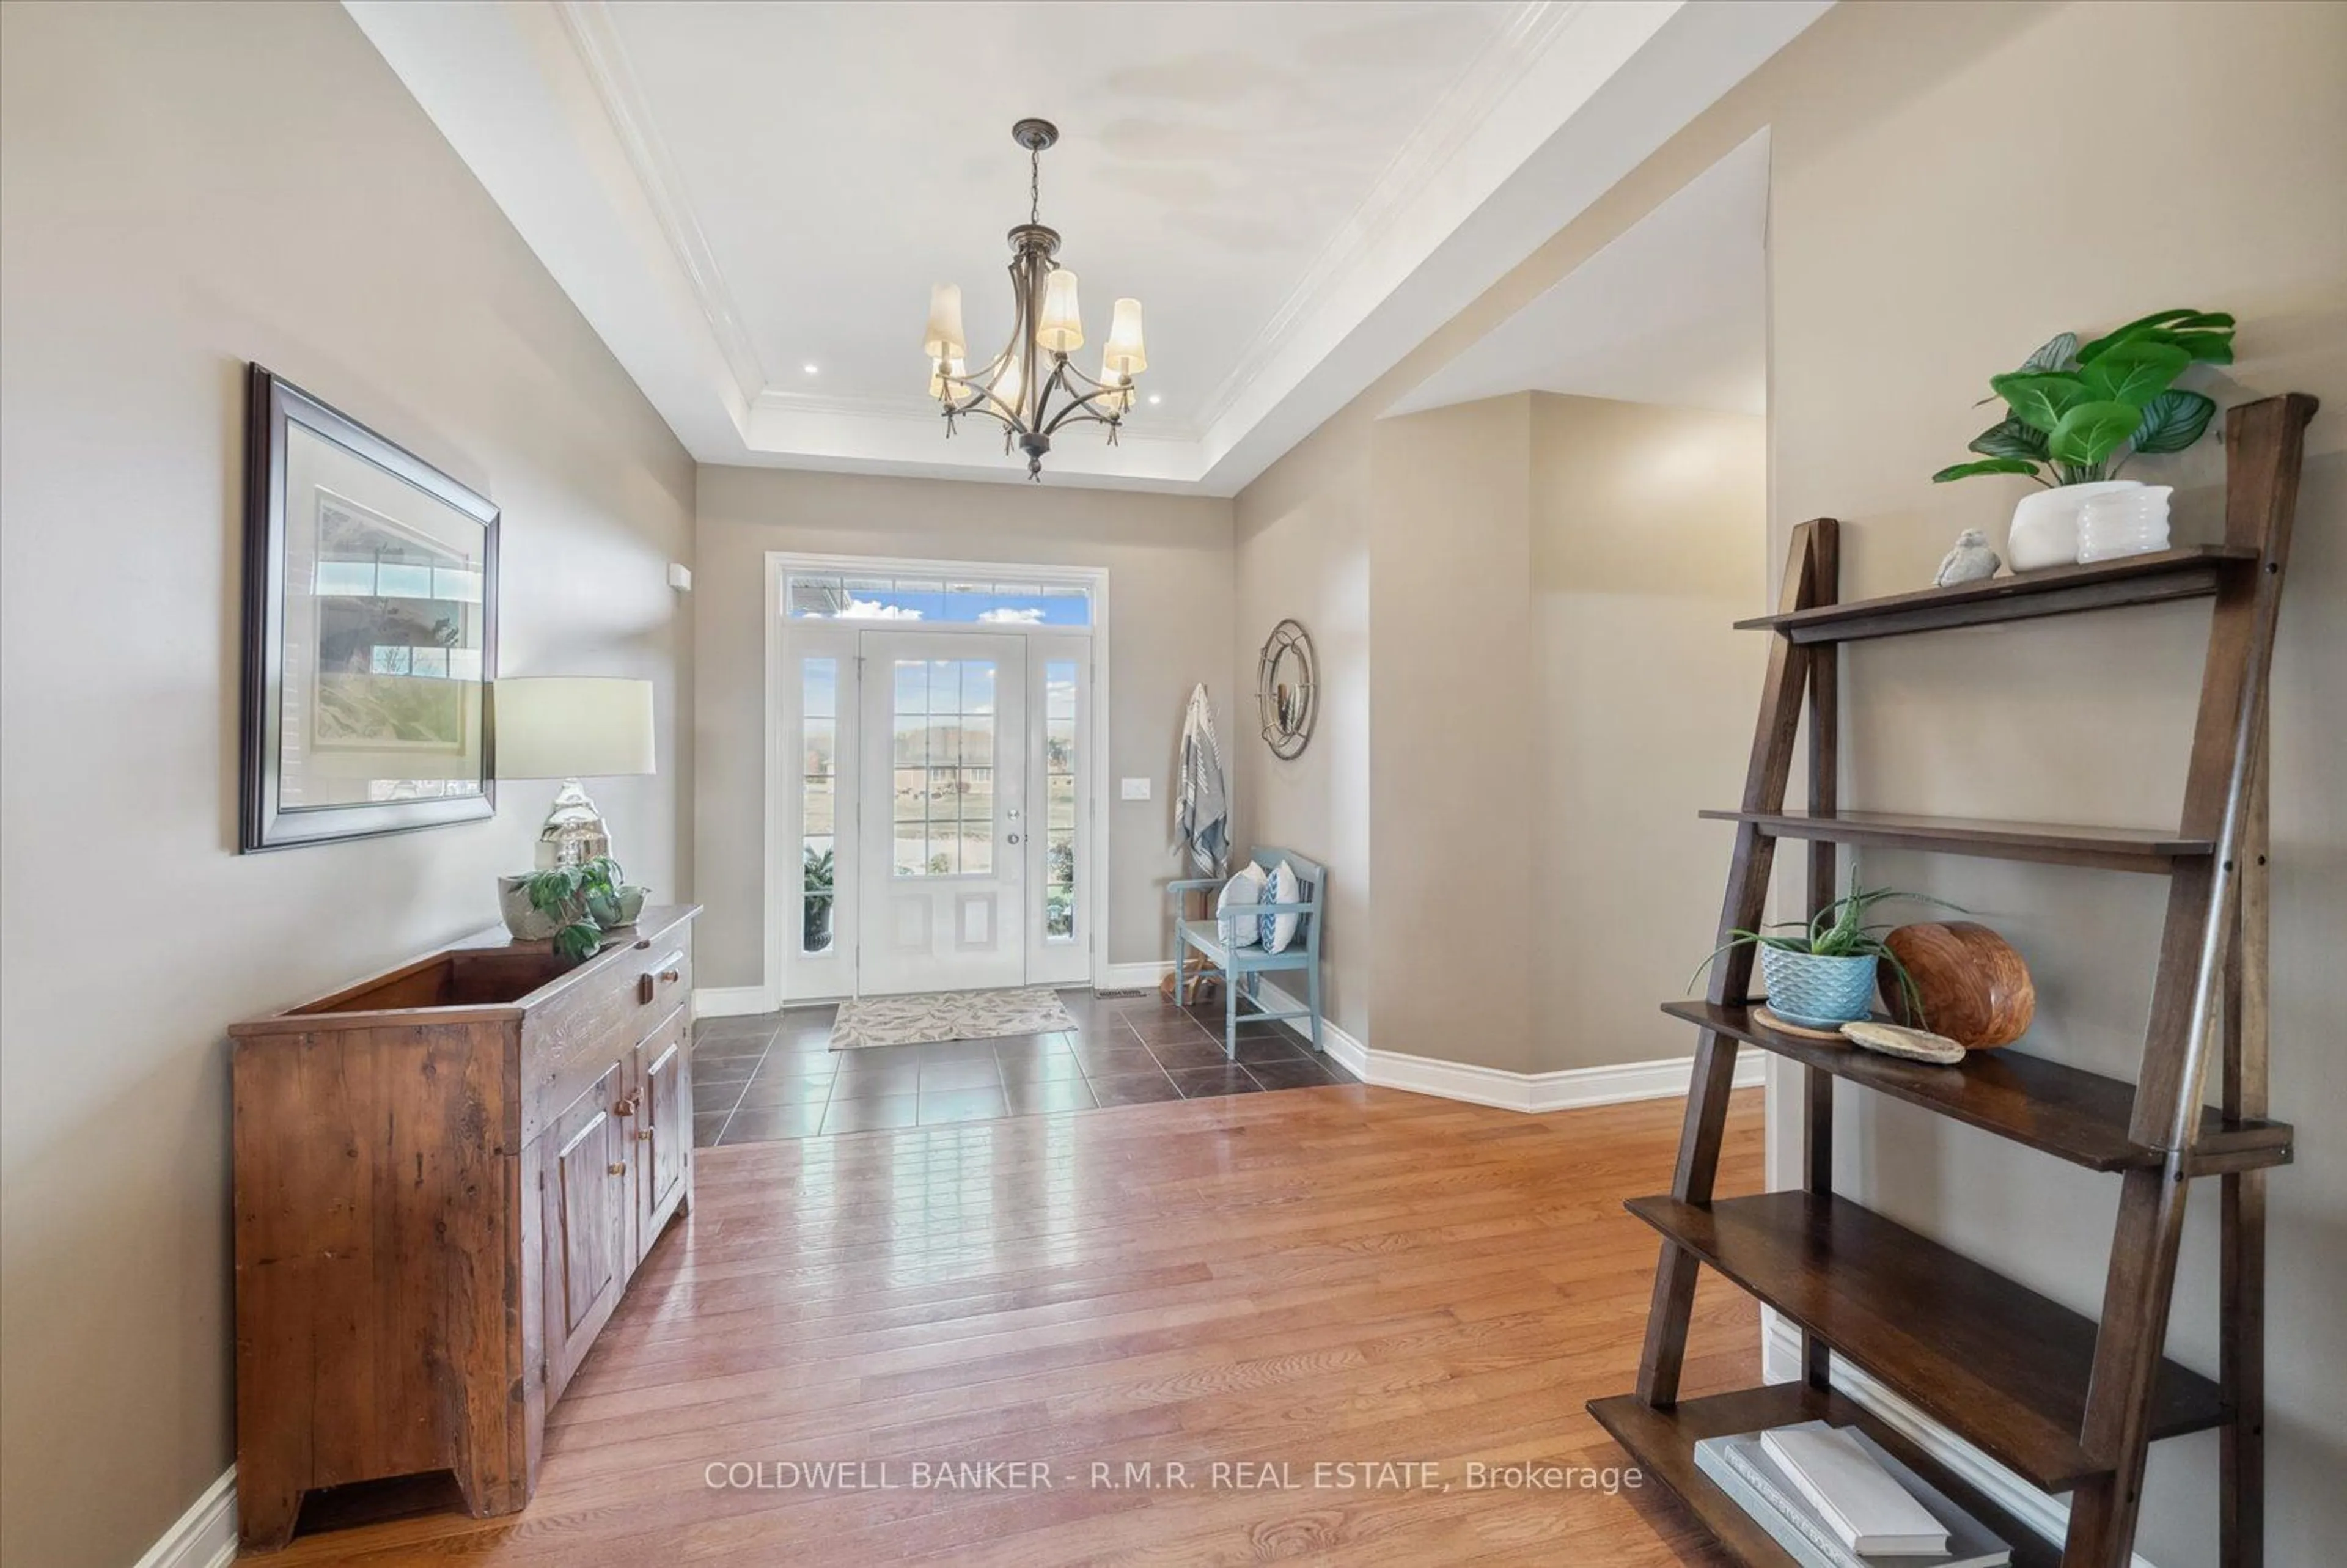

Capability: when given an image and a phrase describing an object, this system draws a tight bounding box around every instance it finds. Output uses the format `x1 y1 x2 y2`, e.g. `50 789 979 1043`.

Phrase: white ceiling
345 1 1829 494
1388 130 1769 419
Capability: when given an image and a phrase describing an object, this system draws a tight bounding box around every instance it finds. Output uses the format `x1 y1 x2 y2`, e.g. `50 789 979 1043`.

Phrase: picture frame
240 365 499 851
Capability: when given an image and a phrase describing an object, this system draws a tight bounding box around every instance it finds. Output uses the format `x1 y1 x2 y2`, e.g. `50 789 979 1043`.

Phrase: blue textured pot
1761 947 1879 1028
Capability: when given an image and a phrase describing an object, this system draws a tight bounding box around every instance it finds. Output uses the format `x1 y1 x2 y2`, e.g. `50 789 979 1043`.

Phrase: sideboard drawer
521 919 694 1146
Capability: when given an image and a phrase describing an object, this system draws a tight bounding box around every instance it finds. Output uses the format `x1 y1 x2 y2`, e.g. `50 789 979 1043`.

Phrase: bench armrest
1212 901 1315 916
1166 877 1225 897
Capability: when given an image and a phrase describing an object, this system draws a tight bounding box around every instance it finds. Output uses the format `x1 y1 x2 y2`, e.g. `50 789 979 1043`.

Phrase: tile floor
691 987 1358 1148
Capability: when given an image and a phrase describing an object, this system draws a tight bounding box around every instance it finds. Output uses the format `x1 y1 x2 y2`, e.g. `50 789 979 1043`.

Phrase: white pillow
1264 859 1302 953
1216 862 1266 947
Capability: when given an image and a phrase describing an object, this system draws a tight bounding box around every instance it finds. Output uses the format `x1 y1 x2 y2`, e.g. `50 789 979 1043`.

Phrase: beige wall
1231 418 1373 1040
1369 398 1538 1072
693 464 1235 987
1530 395 1766 1072
0 4 697 1564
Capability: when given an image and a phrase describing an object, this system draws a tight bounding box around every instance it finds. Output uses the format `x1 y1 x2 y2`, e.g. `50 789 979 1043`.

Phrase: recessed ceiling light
802 363 819 375
1147 394 1162 405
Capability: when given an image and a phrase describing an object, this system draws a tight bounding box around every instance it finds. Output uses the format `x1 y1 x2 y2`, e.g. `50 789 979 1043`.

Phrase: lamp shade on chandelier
924 119 1145 478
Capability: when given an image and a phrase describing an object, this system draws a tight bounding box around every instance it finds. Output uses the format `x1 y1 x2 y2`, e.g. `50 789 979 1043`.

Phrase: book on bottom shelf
1691 1421 2012 1568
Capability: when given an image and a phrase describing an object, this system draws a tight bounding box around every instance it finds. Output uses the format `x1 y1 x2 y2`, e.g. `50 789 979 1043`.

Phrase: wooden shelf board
1665 1002 2294 1174
1589 1383 2060 1568
1698 807 2211 873
1735 546 2257 645
1624 1190 2230 1490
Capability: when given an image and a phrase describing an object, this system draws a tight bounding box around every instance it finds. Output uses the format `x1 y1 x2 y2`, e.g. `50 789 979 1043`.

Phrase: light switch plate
667 562 693 592
1120 777 1152 800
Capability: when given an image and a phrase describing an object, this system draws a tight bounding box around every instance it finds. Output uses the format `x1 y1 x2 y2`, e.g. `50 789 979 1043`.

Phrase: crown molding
555 0 768 405
348 0 1832 493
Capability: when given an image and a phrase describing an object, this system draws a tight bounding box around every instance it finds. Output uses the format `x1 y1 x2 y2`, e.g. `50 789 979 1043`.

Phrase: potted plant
1932 309 2233 571
499 855 647 960
1691 870 1958 1030
802 844 834 952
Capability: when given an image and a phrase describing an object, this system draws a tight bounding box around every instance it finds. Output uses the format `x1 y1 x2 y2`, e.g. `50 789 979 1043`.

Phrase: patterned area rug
828 986 1079 1050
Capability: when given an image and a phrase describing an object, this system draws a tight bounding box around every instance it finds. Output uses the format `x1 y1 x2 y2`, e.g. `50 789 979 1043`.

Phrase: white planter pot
2008 480 2144 573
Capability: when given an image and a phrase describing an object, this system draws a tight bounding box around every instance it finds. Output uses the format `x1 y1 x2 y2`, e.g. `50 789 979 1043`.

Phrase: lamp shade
1103 297 1147 376
1036 269 1083 353
494 677 655 779
923 282 966 359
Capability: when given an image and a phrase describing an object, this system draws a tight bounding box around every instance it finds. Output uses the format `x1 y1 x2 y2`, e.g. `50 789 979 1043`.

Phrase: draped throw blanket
1175 683 1229 878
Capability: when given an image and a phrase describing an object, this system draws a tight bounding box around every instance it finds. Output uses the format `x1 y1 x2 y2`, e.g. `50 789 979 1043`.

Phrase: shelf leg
2220 716 2269 1568
1634 519 1835 1407
1802 536 1840 1393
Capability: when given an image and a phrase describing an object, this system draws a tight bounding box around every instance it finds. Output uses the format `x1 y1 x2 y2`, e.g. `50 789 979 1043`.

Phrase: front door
856 632 1028 995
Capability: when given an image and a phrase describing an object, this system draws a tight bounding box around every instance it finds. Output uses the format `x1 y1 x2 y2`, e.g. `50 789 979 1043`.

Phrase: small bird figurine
1934 528 2002 587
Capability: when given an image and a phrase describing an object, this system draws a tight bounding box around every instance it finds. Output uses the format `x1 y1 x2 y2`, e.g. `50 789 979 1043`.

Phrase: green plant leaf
2076 309 2230 362
1933 457 2041 483
2082 323 2233 367
1967 417 2049 460
2079 340 2191 406
1989 371 2091 433
2128 388 2217 455
554 921 603 961
2017 331 2078 373
2049 400 2148 467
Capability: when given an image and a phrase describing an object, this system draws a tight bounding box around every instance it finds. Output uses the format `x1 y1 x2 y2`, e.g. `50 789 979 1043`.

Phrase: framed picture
240 365 498 851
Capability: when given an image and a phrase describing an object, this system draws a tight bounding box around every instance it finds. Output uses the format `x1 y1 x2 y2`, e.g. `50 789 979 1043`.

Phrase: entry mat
828 986 1079 1049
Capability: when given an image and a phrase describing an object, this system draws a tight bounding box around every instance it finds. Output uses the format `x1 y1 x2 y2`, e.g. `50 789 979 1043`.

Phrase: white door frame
763 551 1112 1003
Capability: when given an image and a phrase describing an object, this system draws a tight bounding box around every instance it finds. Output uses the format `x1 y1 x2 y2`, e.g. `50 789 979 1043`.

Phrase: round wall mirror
1257 618 1317 760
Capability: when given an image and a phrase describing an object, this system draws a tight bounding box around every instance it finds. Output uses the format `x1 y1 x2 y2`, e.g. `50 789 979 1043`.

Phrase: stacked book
1692 1420 2012 1568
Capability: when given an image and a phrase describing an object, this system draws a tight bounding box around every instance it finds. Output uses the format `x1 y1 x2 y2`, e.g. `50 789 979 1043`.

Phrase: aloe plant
1690 868 1964 1025
1934 309 2233 488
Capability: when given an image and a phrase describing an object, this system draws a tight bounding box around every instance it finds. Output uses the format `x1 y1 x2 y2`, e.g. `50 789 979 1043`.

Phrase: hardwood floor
257 1082 1764 1565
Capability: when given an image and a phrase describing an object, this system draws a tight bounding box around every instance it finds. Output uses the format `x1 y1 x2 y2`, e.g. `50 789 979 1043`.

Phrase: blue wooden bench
1167 847 1325 1060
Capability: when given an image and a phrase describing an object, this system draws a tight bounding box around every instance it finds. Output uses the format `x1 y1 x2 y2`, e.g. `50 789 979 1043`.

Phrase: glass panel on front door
801 657 836 954
1045 659 1077 940
889 658 996 878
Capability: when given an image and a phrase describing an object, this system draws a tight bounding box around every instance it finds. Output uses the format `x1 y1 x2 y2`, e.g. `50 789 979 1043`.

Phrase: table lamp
493 676 656 868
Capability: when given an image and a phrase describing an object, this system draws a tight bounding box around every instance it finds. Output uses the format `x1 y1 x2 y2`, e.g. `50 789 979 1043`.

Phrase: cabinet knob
608 1161 628 1177
614 1093 639 1117
635 1129 655 1143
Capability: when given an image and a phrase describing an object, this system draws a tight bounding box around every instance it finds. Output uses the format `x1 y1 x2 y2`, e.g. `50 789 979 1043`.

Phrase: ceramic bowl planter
499 875 565 942
1760 945 1881 1030
498 876 646 945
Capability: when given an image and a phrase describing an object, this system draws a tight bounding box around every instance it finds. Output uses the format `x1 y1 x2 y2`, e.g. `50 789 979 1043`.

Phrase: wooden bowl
1879 921 2034 1049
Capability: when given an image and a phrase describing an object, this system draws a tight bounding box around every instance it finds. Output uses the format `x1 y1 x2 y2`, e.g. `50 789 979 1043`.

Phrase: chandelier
922 119 1147 480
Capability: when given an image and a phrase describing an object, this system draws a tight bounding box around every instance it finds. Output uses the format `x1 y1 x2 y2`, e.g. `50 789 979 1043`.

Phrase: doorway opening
766 555 1106 1003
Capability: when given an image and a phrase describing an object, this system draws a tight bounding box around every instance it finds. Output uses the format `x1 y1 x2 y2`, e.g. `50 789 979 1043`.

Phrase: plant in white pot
1932 309 2234 571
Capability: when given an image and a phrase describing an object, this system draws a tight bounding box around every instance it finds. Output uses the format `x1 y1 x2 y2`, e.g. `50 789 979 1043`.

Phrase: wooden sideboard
229 905 700 1550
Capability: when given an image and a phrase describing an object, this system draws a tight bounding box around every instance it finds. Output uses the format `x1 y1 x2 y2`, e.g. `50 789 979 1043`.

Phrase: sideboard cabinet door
542 1063 628 1402
634 1007 692 1259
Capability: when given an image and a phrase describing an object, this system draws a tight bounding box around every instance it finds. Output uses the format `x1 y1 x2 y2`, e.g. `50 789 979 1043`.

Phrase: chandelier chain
1029 144 1041 226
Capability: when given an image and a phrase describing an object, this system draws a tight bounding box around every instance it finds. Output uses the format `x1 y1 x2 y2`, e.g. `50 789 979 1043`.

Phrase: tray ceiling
346 0 1829 493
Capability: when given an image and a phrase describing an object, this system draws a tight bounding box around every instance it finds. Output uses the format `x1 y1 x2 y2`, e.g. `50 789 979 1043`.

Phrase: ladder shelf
1592 392 2316 1568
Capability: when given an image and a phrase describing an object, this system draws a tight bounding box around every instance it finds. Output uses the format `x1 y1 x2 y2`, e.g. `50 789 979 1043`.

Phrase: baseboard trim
134 1467 237 1568
1096 959 1172 993
693 983 780 1018
1251 980 1750 1112
1758 1315 2158 1568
